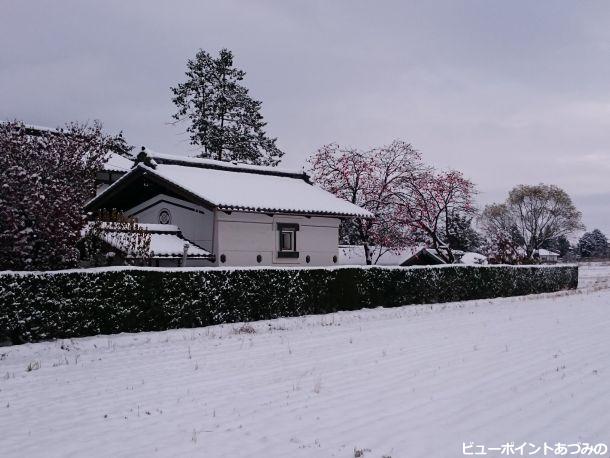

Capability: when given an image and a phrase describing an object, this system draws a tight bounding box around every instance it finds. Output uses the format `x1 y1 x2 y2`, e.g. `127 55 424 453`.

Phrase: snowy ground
1 266 609 457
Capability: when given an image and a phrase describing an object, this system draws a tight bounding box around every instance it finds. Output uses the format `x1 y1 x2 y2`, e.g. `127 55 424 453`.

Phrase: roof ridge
136 149 311 182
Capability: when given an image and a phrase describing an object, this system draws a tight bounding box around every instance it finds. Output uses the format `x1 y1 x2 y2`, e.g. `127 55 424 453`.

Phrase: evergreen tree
171 48 284 166
578 229 608 258
108 131 134 158
446 211 481 251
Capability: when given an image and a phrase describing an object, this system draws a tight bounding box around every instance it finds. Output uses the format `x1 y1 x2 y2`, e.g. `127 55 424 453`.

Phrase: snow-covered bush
0 265 578 344
0 121 110 270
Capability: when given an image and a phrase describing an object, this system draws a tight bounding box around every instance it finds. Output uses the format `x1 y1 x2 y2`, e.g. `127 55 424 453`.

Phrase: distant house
534 248 560 263
400 248 450 266
85 150 372 267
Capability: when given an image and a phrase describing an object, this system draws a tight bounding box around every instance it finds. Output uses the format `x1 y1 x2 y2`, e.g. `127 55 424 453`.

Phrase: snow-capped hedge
0 265 578 344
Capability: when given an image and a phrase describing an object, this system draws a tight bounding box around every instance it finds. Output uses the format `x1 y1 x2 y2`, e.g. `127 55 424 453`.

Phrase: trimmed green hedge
0 265 578 344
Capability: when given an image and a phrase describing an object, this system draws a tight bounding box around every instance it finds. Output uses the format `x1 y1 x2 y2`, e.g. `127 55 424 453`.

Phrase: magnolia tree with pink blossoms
395 169 477 263
0 121 110 270
308 140 423 264
309 140 478 264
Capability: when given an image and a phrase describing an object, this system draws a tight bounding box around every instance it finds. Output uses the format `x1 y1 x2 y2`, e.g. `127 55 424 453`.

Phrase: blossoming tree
308 140 422 264
395 169 477 263
309 140 478 264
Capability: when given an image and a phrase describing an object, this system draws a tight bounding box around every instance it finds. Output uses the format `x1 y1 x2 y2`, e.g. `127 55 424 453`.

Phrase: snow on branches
0 121 110 270
171 48 283 166
396 169 477 263
308 140 477 264
309 140 421 264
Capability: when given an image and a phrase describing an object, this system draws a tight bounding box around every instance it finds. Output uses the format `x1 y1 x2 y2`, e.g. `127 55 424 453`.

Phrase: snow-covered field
1 266 609 457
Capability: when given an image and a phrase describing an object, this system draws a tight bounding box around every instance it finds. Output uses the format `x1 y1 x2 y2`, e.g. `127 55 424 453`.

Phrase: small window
280 230 295 252
277 223 299 258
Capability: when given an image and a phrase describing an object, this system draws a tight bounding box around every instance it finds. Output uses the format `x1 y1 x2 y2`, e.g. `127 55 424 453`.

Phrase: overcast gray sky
2 1 609 235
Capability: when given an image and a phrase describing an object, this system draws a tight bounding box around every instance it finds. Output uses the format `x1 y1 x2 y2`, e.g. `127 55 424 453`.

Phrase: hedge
0 264 578 344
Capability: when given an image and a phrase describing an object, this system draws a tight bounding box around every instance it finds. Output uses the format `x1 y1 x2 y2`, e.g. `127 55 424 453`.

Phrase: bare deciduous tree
481 184 583 261
479 203 525 263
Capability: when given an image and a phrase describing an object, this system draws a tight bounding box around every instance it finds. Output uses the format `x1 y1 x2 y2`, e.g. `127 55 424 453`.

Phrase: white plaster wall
126 195 215 252
123 199 342 267
215 211 340 267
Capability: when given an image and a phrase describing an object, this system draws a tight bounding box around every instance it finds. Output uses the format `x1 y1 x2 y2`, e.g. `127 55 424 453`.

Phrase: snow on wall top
338 245 422 266
458 252 488 265
0 263 577 277
107 150 373 218
103 152 133 172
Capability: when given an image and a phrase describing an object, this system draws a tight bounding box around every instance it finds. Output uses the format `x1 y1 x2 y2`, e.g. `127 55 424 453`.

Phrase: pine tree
578 229 608 258
108 131 134 158
171 48 284 166
446 211 481 251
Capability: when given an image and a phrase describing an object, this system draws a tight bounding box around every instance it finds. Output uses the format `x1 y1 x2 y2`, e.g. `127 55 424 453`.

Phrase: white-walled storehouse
86 150 372 267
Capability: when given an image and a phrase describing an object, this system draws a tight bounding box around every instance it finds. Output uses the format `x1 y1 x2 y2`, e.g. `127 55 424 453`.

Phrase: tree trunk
363 242 372 265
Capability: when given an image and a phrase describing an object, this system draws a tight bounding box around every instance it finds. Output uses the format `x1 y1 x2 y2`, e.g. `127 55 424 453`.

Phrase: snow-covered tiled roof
146 152 303 177
91 151 373 218
93 223 212 259
144 163 371 217
146 233 211 258
103 152 133 172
